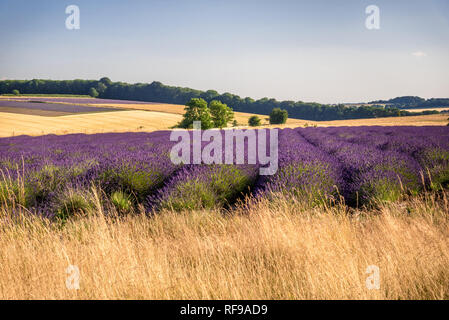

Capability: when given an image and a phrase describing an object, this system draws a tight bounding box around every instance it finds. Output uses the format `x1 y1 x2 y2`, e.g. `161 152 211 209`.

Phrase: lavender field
1 127 448 220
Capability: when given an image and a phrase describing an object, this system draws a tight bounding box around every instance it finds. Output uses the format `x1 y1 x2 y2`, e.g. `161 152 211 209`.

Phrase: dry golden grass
89 102 449 128
302 113 448 127
97 103 306 126
0 110 182 137
403 108 449 113
0 192 448 300
95 102 188 114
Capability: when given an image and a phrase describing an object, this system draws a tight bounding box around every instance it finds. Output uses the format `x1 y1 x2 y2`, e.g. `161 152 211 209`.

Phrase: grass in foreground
0 192 448 299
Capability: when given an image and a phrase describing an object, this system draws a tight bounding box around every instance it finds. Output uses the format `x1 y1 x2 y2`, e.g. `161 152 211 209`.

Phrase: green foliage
178 98 213 129
423 149 449 190
159 166 254 211
248 115 261 127
99 77 112 86
96 83 107 95
89 87 99 98
275 163 338 207
55 191 93 221
111 191 132 214
371 96 449 109
232 120 238 127
25 165 68 207
12 89 20 95
209 100 234 128
361 179 403 204
0 181 26 208
269 108 288 124
98 165 164 202
161 180 216 211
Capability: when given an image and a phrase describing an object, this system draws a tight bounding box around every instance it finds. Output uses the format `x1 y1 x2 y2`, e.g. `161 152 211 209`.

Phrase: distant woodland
1 78 445 121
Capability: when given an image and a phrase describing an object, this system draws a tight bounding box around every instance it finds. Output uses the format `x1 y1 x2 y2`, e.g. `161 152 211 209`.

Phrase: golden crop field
94 102 305 126
403 107 449 113
0 110 182 137
1 98 448 138
309 113 448 127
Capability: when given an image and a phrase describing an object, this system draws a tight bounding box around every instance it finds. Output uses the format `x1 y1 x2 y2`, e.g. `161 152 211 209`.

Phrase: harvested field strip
0 100 119 113
0 107 72 117
403 108 449 113
0 110 183 137
0 97 155 104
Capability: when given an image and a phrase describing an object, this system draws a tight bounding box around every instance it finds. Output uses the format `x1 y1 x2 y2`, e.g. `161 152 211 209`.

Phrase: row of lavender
0 131 261 218
307 126 449 190
1 127 448 218
0 132 178 218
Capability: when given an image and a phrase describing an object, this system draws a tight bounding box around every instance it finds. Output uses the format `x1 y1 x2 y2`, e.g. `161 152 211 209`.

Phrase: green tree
96 82 107 95
89 87 99 98
178 98 213 129
201 90 219 101
248 115 261 127
209 100 234 128
12 89 20 95
99 77 112 86
269 108 288 124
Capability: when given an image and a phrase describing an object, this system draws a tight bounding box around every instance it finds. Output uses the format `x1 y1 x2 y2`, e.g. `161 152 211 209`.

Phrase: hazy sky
1 0 448 103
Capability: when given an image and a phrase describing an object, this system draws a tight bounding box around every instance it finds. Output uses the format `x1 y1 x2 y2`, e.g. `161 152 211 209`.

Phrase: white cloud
412 51 427 57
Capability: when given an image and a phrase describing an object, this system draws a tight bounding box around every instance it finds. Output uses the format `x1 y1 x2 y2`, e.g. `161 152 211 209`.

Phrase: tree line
0 78 441 121
370 96 449 109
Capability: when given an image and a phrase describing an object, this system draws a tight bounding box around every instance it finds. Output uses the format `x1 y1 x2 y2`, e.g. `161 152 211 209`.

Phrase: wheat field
0 192 448 300
94 102 307 126
1 109 448 138
0 110 183 137
403 108 449 113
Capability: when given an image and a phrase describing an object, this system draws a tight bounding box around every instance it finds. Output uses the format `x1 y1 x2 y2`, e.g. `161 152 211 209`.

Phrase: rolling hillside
0 96 447 138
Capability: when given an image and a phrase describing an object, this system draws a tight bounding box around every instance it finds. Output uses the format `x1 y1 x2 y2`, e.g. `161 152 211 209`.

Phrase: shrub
248 115 261 127
269 108 288 124
111 191 132 214
55 191 93 221
153 165 257 211
89 87 99 98
97 165 165 202
12 89 20 95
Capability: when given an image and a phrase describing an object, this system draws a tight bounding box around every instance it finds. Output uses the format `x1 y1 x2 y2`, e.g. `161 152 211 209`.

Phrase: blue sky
0 0 448 103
